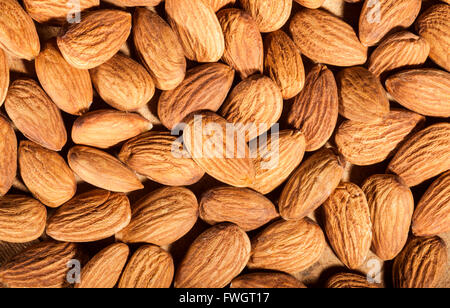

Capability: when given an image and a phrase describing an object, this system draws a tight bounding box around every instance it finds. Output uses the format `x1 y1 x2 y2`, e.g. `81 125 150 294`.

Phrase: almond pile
0 0 448 289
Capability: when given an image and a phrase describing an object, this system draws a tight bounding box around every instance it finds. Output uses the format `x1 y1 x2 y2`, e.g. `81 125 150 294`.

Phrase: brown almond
0 115 16 197
294 0 324 9
0 48 8 106
240 0 292 33
205 0 236 12
23 0 99 24
105 0 162 6
326 272 380 289
231 272 306 288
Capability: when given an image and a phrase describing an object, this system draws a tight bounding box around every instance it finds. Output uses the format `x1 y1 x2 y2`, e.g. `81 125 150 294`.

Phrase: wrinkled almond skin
57 10 132 69
393 236 447 288
0 115 16 197
240 0 292 33
279 148 345 220
19 141 77 208
231 272 306 288
387 123 450 187
118 245 174 288
47 190 131 243
0 48 8 106
248 218 326 274
0 195 46 243
116 187 199 246
106 0 162 6
205 0 236 12
326 273 380 288
294 0 324 9
24 0 99 24
199 187 278 231
362 174 414 261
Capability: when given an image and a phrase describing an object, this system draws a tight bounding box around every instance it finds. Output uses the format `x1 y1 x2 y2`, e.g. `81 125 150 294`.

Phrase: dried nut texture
119 131 205 186
116 187 199 246
47 190 131 242
359 0 422 47
19 141 77 208
387 123 450 187
76 243 129 288
416 4 450 71
368 31 430 76
240 0 292 33
337 67 390 122
90 53 155 111
231 272 306 288
158 63 235 130
0 195 46 243
264 30 305 100
362 174 414 260
206 0 236 11
290 9 367 66
57 10 131 69
72 110 151 149
0 0 40 60
287 64 338 151
323 182 372 269
68 146 144 193
250 130 306 194
24 0 99 24
385 69 450 118
412 171 450 236
175 223 250 288
335 110 424 166
248 218 325 274
0 241 82 288
0 116 16 197
5 79 67 151
199 187 278 231
106 0 162 6
166 0 225 62
133 8 186 90
393 236 447 288
279 148 345 220
326 273 380 288
219 75 283 141
118 245 174 288
0 49 8 106
294 0 325 9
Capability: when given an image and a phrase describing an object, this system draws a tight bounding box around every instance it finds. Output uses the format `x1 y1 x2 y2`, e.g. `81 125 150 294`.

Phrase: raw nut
323 182 372 269
219 75 283 142
205 0 236 12
19 141 77 208
287 64 338 151
279 148 345 220
387 123 450 187
368 31 430 76
294 0 325 9
23 0 99 24
0 48 8 106
393 236 447 288
264 30 305 100
199 186 278 231
133 8 186 90
217 9 263 79
158 63 235 130
337 66 390 122
240 0 292 33
5 79 67 151
118 245 174 288
166 0 225 62
90 53 155 111
359 0 422 47
362 174 414 261
412 171 450 236
231 272 306 288
335 110 424 166
385 69 450 118
72 110 151 149
0 195 46 243
116 187 199 246
0 115 16 197
290 9 367 66
118 131 205 186
250 130 306 195
76 243 129 288
57 9 132 69
174 223 250 288
326 273 380 288
248 218 326 274
47 189 131 242
68 146 144 193
0 0 40 60
105 0 162 6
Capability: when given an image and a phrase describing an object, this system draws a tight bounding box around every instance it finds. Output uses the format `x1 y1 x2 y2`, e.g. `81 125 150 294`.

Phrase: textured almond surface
326 272 380 288
206 0 236 12
0 48 8 106
294 0 324 9
24 0 99 24
0 115 16 197
240 0 292 33
231 272 306 288
105 0 162 6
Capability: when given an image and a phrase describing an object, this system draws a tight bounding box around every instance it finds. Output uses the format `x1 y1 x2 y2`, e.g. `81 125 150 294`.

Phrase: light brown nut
0 115 16 197
23 0 99 24
231 272 306 288
105 0 162 6
326 273 380 288
204 0 236 12
294 0 324 9
0 48 8 106
240 0 292 33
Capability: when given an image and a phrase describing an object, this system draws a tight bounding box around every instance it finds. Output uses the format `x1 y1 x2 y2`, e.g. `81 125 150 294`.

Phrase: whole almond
326 272 380 288
240 0 292 33
0 115 16 197
205 0 236 12
231 272 306 288
23 0 99 24
0 48 8 106
294 0 325 9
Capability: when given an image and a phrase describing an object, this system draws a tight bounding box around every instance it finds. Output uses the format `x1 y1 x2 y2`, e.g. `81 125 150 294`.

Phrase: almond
0 115 16 197
23 0 99 24
294 0 325 9
205 0 236 12
105 0 162 6
326 272 380 288
0 48 8 106
240 0 292 33
231 272 306 288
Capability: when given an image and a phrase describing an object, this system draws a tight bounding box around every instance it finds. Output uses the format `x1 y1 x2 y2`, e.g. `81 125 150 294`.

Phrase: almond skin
175 223 250 288
71 110 151 149
205 0 236 12
240 0 292 33
23 0 99 24
47 190 131 243
0 115 16 197
248 218 326 274
199 187 278 231
115 187 199 246
5 79 67 151
19 141 77 208
106 0 162 6
0 48 9 106
294 0 324 9
326 273 380 289
57 10 132 69
385 69 450 118
231 272 306 288
0 195 46 243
